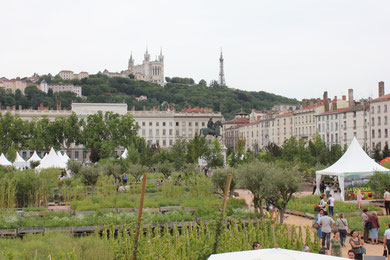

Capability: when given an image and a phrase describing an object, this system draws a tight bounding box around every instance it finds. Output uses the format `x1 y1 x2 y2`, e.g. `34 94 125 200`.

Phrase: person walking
384 188 390 215
318 211 335 250
384 223 390 260
357 189 363 209
327 194 335 216
336 213 348 247
325 184 331 198
315 209 324 243
349 230 364 260
319 196 327 211
312 180 317 195
330 232 342 257
370 212 380 244
361 208 371 243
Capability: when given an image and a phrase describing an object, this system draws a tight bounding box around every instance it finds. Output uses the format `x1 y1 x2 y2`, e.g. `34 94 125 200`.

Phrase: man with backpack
362 208 371 243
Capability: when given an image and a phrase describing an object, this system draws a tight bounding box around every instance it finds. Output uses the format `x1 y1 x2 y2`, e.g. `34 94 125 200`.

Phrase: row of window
137 121 206 127
141 128 199 137
371 116 388 126
371 104 388 114
372 129 389 139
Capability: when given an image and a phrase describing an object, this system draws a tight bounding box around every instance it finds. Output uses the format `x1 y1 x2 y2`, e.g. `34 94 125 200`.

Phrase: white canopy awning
0 153 12 167
317 137 389 176
316 137 390 201
36 148 67 170
13 152 29 169
28 151 42 162
208 248 342 260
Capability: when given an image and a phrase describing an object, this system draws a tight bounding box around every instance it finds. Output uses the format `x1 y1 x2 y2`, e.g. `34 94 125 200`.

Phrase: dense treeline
2 74 298 118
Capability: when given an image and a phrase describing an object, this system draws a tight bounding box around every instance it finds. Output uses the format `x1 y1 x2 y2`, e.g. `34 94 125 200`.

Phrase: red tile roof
372 94 390 102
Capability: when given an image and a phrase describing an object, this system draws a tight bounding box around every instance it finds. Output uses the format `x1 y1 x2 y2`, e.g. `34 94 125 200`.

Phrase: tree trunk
279 208 285 224
259 199 264 217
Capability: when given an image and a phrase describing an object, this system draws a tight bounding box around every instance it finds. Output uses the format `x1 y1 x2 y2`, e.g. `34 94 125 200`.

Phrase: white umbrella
208 248 342 260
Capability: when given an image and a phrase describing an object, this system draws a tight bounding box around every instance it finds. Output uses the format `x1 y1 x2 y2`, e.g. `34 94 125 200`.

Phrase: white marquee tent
62 152 70 163
36 148 67 171
28 151 42 162
0 153 12 167
121 148 128 159
13 152 29 169
316 137 389 201
208 248 342 260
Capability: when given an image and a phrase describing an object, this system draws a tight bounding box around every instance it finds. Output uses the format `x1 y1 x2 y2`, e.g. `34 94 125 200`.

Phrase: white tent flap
0 153 12 167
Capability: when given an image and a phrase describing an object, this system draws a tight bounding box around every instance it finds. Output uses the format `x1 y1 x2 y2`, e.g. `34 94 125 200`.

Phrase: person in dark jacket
370 212 380 244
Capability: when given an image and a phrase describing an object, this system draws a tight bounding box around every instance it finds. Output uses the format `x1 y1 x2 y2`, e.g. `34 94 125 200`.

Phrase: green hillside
1 74 299 118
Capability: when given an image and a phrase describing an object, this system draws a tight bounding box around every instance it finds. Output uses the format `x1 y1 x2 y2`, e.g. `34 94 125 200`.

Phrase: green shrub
67 159 83 174
80 166 100 186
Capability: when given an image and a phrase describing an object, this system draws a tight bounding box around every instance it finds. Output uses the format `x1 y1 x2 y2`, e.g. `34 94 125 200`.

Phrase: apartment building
370 81 390 150
58 70 89 80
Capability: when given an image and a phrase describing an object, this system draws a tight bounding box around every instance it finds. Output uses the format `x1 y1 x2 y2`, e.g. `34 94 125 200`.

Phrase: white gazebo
28 151 42 162
36 148 67 171
316 137 390 201
0 153 12 167
13 152 29 169
208 248 342 260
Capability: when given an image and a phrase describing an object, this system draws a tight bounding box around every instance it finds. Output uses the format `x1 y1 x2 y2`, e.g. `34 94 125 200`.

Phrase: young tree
211 167 237 195
63 113 82 152
264 165 302 224
383 143 390 159
237 161 269 216
170 137 187 170
373 144 383 162
186 133 209 163
205 139 224 168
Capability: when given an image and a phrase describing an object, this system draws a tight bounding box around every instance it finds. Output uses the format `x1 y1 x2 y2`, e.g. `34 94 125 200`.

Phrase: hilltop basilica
102 48 164 86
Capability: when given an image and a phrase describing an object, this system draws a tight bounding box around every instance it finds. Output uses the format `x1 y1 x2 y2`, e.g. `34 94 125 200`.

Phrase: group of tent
0 148 70 170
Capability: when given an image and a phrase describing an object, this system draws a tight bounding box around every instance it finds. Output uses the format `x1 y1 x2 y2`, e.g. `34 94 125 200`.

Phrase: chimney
331 96 337 111
342 95 346 101
323 91 329 112
379 81 385 97
348 89 354 107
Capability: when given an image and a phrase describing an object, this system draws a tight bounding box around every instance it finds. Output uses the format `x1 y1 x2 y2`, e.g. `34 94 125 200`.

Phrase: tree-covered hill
1 74 299 118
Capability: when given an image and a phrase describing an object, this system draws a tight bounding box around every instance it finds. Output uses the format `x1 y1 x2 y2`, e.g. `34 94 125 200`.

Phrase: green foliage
67 159 83 174
170 137 187 170
211 168 237 194
80 166 100 186
205 139 224 168
29 160 40 169
155 162 174 178
127 164 148 183
287 195 380 213
186 133 209 163
368 172 390 197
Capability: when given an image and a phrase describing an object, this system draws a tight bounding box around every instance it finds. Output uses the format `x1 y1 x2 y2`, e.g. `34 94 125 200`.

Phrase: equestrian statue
200 118 222 138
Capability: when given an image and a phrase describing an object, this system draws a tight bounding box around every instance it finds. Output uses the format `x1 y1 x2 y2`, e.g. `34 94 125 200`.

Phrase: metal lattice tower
219 50 226 86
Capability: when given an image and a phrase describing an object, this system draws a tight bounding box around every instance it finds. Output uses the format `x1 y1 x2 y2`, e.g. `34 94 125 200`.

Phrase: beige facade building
0 77 40 93
58 70 89 80
369 82 390 151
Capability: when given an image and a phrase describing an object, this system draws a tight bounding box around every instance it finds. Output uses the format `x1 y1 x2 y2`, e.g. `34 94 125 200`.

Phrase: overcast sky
1 0 389 100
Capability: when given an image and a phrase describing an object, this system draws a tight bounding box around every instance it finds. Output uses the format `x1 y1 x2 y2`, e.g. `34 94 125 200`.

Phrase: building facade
0 77 40 93
40 81 82 97
58 70 89 80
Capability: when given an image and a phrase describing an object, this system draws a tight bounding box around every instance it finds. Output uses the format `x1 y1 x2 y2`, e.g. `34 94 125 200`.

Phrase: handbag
361 246 366 254
312 223 319 230
384 249 388 257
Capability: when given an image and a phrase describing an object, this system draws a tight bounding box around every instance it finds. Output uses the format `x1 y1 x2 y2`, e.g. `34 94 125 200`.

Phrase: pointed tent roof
317 137 389 176
13 152 29 169
36 148 67 170
0 153 12 166
121 148 128 159
62 152 70 163
28 151 42 162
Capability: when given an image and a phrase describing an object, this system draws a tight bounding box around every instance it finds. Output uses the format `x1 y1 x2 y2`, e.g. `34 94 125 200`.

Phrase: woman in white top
319 196 327 210
384 223 390 260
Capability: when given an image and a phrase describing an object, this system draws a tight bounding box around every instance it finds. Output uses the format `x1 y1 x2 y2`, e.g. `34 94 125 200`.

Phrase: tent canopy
316 137 390 201
0 153 12 166
28 151 42 162
317 137 389 176
36 148 67 170
121 148 128 159
13 152 29 169
208 248 342 260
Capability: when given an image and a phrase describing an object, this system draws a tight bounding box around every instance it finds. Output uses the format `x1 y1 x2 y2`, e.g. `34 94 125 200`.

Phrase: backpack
364 214 372 229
